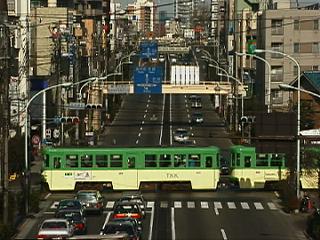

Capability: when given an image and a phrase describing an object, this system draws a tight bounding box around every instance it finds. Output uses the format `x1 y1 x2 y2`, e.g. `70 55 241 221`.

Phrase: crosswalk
50 200 278 211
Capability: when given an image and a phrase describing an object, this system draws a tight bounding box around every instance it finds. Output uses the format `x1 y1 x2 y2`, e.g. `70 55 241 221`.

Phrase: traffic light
240 116 255 124
86 104 102 109
247 39 256 54
59 116 80 124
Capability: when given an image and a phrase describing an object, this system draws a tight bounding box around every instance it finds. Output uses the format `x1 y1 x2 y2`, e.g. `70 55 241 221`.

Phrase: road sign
53 129 60 139
45 129 52 139
107 84 130 94
140 41 158 59
134 67 163 94
31 135 40 145
65 102 86 110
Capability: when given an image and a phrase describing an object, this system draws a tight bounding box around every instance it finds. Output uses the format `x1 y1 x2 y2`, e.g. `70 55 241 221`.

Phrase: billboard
134 66 163 94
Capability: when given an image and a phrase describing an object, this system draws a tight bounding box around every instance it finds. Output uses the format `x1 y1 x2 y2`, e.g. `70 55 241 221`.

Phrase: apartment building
256 9 320 111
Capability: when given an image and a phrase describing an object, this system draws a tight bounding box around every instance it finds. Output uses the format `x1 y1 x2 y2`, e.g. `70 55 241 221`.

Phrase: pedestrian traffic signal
86 104 102 109
59 116 80 124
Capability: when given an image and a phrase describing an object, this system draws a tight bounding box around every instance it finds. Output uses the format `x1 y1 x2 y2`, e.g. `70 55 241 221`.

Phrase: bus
42 146 221 191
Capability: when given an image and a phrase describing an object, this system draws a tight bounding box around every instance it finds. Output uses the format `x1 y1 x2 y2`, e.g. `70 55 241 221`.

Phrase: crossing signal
86 104 102 109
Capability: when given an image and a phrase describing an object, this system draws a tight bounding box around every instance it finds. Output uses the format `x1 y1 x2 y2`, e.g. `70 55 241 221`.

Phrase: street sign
45 129 52 139
140 41 158 59
107 84 130 94
31 135 40 145
65 102 86 110
53 129 60 139
134 67 163 94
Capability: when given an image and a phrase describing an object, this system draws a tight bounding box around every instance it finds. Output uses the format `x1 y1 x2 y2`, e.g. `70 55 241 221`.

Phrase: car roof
42 218 69 223
56 209 82 213
60 199 80 202
176 128 187 131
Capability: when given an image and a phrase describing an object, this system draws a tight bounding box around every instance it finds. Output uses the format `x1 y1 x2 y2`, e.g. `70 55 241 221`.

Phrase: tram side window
66 155 79 168
54 157 61 169
145 154 157 167
231 153 235 166
127 157 135 168
110 154 123 167
270 154 284 166
81 155 93 167
256 154 268 166
236 153 240 166
174 154 186 168
159 154 171 167
205 156 213 168
244 156 251 167
44 154 50 168
96 155 108 167
188 154 200 167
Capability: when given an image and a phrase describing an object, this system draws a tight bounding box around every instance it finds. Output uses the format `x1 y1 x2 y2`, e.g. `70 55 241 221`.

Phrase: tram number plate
166 173 179 179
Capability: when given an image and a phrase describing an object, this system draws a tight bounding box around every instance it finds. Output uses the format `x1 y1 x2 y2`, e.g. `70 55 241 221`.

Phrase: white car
174 128 190 143
36 218 74 239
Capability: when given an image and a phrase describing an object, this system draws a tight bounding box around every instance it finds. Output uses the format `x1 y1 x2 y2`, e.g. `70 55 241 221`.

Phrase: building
256 9 320 111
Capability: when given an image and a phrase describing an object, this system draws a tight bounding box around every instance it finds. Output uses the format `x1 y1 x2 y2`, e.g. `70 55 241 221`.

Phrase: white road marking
171 208 176 240
190 126 192 130
221 229 228 240
160 201 168 208
174 201 182 208
214 208 219 215
214 201 222 209
44 193 51 200
148 202 155 240
187 114 190 118
186 108 189 112
188 120 191 123
138 133 141 137
50 201 59 209
187 201 195 208
227 202 236 209
254 202 264 210
147 201 155 208
200 201 209 209
144 114 146 118
142 121 145 124
140 127 143 131
106 201 115 209
102 212 112 231
135 139 139 144
145 109 148 113
267 202 277 210
159 94 165 145
147 104 149 108
148 99 151 102
241 202 250 210
44 211 55 215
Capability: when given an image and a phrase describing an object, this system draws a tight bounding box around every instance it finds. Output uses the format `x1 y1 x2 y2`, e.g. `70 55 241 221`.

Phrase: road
17 94 307 239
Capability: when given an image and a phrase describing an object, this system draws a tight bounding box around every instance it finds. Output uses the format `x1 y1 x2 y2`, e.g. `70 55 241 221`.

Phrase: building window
271 66 283 82
271 90 283 104
312 42 319 53
312 65 319 71
294 43 300 53
271 19 283 35
271 42 283 58
294 19 300 30
293 66 298 76
314 19 319 30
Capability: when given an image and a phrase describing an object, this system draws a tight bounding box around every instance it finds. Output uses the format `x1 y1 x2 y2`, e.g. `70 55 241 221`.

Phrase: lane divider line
159 94 165 145
138 133 141 137
102 212 112 233
135 139 139 144
171 207 176 240
170 94 173 146
214 207 219 215
44 193 51 200
148 203 155 240
221 229 228 240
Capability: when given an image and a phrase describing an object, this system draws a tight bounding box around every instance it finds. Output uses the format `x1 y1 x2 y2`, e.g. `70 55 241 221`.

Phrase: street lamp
256 48 301 199
235 52 272 113
279 84 320 98
208 63 229 82
24 82 72 215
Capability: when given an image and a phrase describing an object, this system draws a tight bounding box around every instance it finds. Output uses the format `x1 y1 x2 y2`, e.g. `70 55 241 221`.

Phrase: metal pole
42 92 46 141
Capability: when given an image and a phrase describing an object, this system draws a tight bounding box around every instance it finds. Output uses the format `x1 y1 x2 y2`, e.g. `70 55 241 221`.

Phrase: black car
112 202 144 224
101 220 140 240
116 193 147 218
56 199 84 214
55 209 87 235
111 218 142 236
191 112 204 123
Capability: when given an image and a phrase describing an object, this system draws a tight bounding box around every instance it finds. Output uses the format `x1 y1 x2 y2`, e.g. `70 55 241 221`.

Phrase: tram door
126 153 139 189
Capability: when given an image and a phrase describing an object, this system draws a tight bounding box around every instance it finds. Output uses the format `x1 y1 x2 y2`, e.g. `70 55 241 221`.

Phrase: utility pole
104 0 111 75
0 0 10 224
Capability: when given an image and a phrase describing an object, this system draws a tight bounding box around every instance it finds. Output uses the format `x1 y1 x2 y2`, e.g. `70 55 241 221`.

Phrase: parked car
55 209 87 235
173 128 190 143
101 220 140 240
75 190 104 214
36 218 74 239
191 112 204 123
112 201 144 224
116 193 147 218
55 199 84 215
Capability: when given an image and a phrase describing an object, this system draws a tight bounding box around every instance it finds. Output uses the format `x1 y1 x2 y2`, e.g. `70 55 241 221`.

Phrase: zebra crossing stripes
160 201 168 208
214 201 222 209
106 201 114 209
267 202 277 210
240 202 250 210
227 202 236 209
200 202 209 209
254 202 264 210
174 201 182 208
147 201 155 208
187 201 195 208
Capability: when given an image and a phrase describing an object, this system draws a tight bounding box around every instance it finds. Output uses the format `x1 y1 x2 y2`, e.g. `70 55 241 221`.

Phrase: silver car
75 190 104 214
174 128 190 143
36 218 74 239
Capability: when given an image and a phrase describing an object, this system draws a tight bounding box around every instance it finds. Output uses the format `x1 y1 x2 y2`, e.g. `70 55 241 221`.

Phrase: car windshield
59 200 80 209
122 197 143 204
176 129 188 135
42 221 67 229
114 204 139 214
104 224 134 235
77 193 96 200
193 113 202 117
